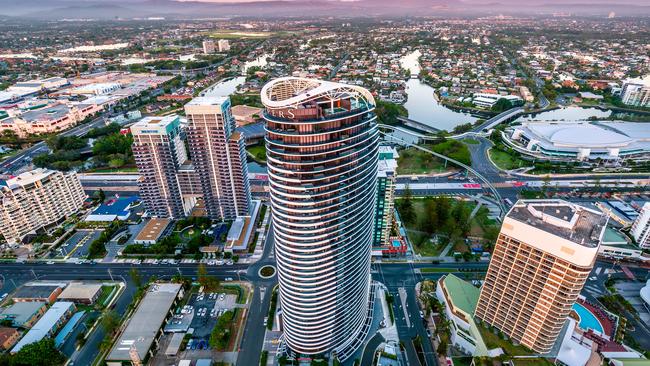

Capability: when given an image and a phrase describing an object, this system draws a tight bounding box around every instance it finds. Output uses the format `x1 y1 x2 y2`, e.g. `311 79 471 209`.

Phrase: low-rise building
85 195 139 222
11 301 76 353
224 200 261 253
134 218 173 245
58 283 103 304
230 105 262 126
0 327 20 350
11 284 63 304
106 283 183 366
472 92 523 109
436 274 499 356
0 102 102 137
0 302 47 328
0 169 86 245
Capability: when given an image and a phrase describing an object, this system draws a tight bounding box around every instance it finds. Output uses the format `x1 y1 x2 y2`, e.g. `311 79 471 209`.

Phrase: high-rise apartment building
184 96 251 220
202 40 215 54
132 116 191 218
0 168 85 244
475 199 607 353
217 39 230 52
631 202 650 248
261 77 379 359
620 76 650 108
374 146 398 247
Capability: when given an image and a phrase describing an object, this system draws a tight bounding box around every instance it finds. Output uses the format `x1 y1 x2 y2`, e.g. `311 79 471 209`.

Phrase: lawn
396 147 447 175
477 324 533 356
247 144 267 163
511 359 554 366
488 148 527 170
420 268 458 273
207 30 273 39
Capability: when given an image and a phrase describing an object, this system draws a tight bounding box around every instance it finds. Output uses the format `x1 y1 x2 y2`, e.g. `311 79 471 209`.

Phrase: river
399 50 479 132
203 53 271 97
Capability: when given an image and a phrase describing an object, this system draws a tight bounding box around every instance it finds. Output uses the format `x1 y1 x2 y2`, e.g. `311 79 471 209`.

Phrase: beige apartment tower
0 168 86 244
184 96 250 220
475 199 607 353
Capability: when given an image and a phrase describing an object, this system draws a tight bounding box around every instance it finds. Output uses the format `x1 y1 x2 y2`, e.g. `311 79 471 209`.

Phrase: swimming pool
572 303 604 334
392 240 401 248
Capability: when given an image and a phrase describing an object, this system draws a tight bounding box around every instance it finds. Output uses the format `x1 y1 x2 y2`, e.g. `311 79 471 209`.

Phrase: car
419 311 425 318
226 260 233 265
0 293 8 301
263 317 268 326
219 293 225 301
46 261 55 265
225 277 233 281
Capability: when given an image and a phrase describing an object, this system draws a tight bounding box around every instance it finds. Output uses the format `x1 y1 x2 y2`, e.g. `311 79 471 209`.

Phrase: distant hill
0 0 647 19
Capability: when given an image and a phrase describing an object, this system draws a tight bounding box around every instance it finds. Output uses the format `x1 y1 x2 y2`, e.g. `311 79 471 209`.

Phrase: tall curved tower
261 77 379 358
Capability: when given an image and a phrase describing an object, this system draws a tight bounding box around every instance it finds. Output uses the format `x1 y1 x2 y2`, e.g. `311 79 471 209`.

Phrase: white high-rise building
620 75 650 107
217 39 230 52
261 77 379 360
631 202 650 248
202 40 215 54
0 168 86 244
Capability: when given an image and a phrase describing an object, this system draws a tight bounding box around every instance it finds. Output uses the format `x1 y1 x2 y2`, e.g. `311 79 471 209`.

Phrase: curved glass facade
262 77 379 356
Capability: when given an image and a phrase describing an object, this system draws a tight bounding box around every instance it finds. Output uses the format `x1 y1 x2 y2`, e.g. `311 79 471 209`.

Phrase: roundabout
258 265 276 279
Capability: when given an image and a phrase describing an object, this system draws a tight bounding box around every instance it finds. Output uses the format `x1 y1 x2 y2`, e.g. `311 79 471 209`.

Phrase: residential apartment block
132 116 190 218
631 202 650 249
475 199 607 354
132 97 250 220
184 96 250 220
620 76 650 108
0 169 85 245
374 146 398 248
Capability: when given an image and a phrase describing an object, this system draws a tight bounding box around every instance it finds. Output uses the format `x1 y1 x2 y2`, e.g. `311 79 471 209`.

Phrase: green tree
101 310 120 335
8 338 65 366
197 263 220 292
491 98 513 112
400 185 415 225
98 189 106 203
129 267 142 288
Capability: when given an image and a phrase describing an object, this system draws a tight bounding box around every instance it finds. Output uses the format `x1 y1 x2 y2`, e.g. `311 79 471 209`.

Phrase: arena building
505 121 650 162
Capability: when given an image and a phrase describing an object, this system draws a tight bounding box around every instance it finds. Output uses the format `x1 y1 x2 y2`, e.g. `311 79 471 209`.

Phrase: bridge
377 126 507 217
471 107 524 133
396 116 441 134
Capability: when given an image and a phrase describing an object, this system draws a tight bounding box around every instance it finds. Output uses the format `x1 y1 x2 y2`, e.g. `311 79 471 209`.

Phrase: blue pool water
392 240 401 248
572 303 604 334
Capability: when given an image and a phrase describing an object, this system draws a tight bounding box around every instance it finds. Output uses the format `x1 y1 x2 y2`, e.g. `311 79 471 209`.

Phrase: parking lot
59 230 102 260
186 291 237 342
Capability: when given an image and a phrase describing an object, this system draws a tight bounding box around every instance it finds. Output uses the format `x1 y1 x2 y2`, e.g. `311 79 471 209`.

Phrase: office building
620 76 650 108
132 116 190 218
475 200 607 353
217 39 230 52
202 40 215 54
261 77 379 359
631 202 650 249
184 96 251 220
0 169 85 245
374 146 398 248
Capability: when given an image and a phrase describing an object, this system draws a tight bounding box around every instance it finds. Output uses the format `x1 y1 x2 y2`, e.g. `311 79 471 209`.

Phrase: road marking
595 267 602 275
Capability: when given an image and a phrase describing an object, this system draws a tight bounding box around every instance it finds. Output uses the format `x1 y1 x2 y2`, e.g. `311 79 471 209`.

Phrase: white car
219 293 225 301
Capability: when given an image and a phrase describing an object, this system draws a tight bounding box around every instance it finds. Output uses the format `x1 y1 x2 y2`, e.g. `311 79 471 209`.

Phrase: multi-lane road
0 115 109 175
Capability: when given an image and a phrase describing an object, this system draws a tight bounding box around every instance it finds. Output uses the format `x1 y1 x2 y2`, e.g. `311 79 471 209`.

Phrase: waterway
399 50 479 132
203 53 271 97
